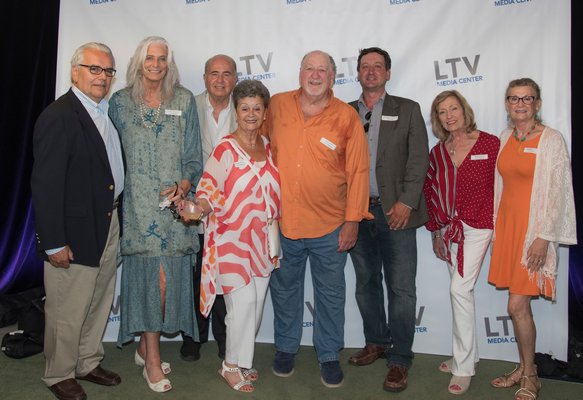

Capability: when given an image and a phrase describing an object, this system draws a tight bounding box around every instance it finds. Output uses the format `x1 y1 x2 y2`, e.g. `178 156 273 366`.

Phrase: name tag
320 137 336 150
470 154 488 160
165 109 182 116
524 147 538 154
381 115 398 121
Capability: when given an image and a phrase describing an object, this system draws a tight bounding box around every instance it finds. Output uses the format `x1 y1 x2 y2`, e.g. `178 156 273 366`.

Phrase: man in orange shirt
267 50 372 388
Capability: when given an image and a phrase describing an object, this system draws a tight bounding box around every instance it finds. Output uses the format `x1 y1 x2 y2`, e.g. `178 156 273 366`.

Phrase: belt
369 196 382 207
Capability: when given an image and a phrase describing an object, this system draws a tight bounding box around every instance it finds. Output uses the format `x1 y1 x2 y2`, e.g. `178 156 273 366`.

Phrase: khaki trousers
42 213 120 386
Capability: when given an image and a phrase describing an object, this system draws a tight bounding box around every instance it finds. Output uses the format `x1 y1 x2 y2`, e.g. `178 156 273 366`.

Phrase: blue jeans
349 204 417 368
270 225 346 363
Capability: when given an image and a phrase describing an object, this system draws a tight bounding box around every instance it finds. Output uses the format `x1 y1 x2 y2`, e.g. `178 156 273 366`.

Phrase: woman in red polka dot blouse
423 90 500 395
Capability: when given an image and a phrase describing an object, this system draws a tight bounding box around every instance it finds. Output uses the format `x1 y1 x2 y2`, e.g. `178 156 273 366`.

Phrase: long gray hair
126 36 180 103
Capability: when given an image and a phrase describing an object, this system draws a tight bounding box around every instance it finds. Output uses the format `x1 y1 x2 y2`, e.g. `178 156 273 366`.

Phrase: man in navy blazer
31 42 125 400
347 47 429 393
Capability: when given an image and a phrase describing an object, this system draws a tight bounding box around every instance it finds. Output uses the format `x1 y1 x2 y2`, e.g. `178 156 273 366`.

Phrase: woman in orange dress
488 78 576 400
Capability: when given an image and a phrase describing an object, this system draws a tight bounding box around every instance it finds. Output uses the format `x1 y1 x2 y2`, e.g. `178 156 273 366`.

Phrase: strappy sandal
491 365 522 388
218 361 255 393
241 367 259 382
514 374 541 400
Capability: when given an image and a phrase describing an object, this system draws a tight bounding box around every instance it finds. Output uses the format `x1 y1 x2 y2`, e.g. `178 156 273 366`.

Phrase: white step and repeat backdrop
57 0 572 362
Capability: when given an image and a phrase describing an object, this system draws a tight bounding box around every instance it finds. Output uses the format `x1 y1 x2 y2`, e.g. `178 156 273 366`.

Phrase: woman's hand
432 236 448 262
526 238 550 271
166 179 192 203
160 180 192 203
177 199 204 222
270 255 280 267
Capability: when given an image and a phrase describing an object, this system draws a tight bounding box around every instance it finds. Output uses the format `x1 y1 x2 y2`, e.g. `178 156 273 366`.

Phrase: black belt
369 196 381 207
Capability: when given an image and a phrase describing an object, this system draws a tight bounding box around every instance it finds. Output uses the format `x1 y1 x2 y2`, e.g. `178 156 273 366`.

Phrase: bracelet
431 231 442 240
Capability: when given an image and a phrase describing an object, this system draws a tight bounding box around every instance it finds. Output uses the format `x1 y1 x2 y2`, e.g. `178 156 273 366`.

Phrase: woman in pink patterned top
194 80 280 393
423 90 499 395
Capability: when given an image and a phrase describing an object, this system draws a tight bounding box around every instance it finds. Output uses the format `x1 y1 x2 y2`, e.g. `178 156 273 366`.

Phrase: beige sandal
439 358 478 374
439 358 454 373
448 375 471 395
514 374 541 400
491 365 522 388
218 361 255 393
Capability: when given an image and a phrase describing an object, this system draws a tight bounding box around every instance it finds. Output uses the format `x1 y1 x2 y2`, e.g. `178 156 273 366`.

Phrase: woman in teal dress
109 36 202 393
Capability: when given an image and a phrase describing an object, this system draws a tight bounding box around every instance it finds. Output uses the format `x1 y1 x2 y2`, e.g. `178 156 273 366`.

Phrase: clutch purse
267 218 282 259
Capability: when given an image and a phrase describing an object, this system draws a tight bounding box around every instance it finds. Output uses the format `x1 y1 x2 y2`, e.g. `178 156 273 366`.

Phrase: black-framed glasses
506 95 536 105
78 64 116 77
363 111 372 133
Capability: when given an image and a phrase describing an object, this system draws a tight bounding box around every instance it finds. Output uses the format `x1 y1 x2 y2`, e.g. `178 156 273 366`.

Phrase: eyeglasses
506 95 536 105
78 64 116 77
363 111 372 133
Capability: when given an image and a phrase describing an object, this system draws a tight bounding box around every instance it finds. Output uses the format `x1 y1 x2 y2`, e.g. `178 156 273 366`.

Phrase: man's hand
48 245 74 269
386 202 411 230
338 221 358 252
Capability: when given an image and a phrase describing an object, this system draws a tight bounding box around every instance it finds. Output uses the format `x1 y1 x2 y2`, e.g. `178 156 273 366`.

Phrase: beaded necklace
512 123 536 142
139 98 162 128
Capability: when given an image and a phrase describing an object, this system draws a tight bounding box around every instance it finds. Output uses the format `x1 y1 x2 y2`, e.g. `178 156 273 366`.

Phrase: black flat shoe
180 337 201 362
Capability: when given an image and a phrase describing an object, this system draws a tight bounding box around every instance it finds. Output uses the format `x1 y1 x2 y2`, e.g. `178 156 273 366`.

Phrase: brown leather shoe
48 379 87 400
383 364 408 392
348 343 386 366
77 366 121 386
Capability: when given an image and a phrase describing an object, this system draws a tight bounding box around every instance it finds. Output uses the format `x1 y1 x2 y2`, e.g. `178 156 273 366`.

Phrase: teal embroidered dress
109 86 202 346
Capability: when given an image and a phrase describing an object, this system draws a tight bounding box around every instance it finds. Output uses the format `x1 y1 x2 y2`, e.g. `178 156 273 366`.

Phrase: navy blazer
350 94 429 229
31 89 119 267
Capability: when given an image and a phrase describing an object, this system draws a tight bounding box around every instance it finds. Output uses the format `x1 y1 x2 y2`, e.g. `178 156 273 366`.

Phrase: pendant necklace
447 137 456 156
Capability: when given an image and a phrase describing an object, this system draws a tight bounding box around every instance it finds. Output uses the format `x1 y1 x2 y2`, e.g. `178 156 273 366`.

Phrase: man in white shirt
180 54 238 362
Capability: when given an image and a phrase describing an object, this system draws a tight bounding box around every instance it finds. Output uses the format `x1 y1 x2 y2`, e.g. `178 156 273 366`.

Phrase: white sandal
142 367 172 393
241 367 259 382
135 350 171 375
218 361 255 392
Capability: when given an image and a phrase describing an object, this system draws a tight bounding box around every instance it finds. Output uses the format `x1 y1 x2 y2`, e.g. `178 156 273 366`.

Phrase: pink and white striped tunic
196 135 281 317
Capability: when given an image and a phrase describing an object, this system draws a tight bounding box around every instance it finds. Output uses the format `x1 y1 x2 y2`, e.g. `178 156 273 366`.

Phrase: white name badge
471 154 488 160
165 109 182 116
381 115 398 121
524 148 538 154
320 137 336 150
